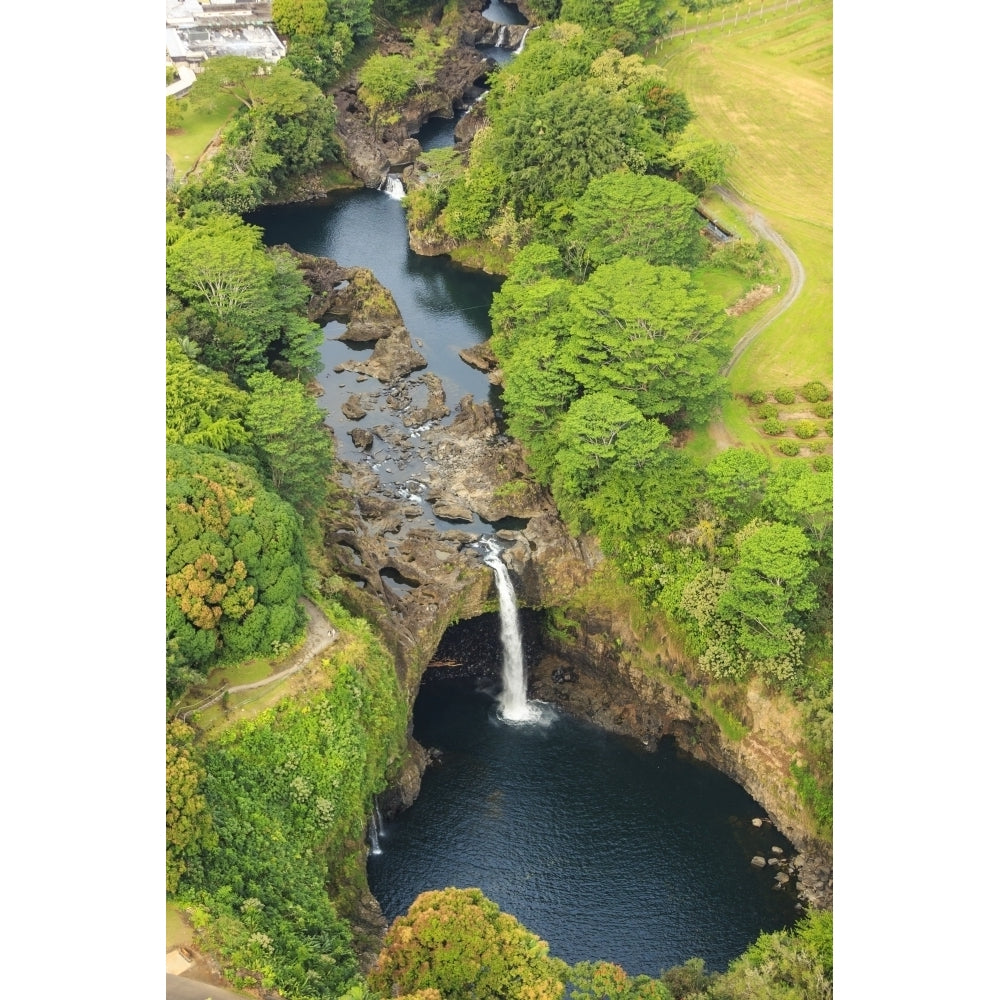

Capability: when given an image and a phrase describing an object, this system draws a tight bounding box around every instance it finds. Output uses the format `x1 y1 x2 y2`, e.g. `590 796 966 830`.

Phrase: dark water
247 192 500 408
483 0 528 25
368 617 800 976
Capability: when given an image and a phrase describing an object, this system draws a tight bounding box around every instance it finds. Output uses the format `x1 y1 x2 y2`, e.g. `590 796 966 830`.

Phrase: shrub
757 403 779 420
773 387 797 404
762 417 785 435
813 401 833 419
802 380 831 403
812 455 832 472
747 389 767 405
824 420 833 436
794 420 818 439
166 97 184 132
167 64 179 85
777 440 800 456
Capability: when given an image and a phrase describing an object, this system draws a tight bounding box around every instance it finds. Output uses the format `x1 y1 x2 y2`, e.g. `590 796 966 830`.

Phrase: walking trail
177 598 338 724
707 184 806 450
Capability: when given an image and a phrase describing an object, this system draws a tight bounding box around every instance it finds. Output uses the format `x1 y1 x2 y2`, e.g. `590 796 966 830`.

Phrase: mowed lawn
653 0 833 396
166 93 241 182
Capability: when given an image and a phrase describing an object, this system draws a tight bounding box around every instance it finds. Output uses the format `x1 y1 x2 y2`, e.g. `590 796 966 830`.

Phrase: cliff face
299 248 832 914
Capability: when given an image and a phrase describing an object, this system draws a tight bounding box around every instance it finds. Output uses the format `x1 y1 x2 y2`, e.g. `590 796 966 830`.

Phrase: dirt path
707 184 806 451
177 598 337 723
714 185 806 376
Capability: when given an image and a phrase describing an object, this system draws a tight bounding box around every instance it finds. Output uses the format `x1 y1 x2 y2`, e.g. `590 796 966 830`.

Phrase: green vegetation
364 890 832 1000
734 386 832 460
166 445 309 697
165 3 832 994
368 887 568 1000
653 0 832 401
169 615 409 998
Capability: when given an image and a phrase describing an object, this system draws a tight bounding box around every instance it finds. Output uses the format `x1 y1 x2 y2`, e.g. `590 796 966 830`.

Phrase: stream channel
246 14 800 969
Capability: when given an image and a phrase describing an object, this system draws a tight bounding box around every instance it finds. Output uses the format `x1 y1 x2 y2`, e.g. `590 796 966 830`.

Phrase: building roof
166 1 285 65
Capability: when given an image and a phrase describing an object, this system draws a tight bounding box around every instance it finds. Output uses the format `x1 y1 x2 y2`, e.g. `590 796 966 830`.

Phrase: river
247 140 799 982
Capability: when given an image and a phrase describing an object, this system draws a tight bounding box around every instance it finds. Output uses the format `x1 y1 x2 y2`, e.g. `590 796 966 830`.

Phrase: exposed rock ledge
279 143 834 920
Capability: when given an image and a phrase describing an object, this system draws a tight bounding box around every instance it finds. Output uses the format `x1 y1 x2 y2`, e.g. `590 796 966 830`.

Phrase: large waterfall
482 538 543 722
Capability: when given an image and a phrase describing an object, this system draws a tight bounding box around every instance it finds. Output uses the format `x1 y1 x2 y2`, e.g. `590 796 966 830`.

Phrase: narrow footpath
706 185 807 451
177 598 337 723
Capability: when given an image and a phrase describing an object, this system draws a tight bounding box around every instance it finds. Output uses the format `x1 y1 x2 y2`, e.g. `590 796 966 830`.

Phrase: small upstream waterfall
497 25 509 46
368 802 384 855
482 538 540 722
380 174 405 200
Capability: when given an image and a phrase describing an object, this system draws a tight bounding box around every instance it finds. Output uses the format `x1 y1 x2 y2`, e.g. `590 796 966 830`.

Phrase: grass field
166 94 241 182
652 0 833 405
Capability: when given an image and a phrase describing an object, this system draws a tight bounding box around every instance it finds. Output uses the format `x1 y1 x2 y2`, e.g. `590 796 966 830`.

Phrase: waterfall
514 26 532 55
368 812 383 855
381 174 405 200
482 538 537 722
498 25 509 47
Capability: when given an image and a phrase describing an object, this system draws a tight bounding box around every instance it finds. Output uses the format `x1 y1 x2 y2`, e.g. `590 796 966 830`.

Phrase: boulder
349 428 374 450
751 856 767 868
342 395 368 420
338 327 427 382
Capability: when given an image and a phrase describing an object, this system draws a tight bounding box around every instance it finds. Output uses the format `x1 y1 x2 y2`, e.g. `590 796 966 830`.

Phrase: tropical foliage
166 445 307 695
368 888 569 1000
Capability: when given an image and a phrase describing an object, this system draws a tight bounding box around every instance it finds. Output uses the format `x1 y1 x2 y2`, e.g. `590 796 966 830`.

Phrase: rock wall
303 250 832 913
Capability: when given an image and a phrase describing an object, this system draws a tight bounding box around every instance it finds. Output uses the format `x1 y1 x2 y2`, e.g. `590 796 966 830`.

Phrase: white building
167 0 285 79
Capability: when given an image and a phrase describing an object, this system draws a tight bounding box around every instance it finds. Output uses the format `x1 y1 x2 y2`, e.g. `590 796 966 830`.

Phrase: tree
166 445 306 690
272 0 329 38
705 448 772 527
167 216 322 382
715 521 818 680
552 393 649 504
367 888 568 1000
188 55 270 112
669 130 736 195
763 462 833 556
703 910 832 1000
559 258 730 425
568 171 706 274
284 26 352 89
166 341 251 452
245 371 333 517
166 720 218 893
488 80 634 214
329 0 375 39
497 331 579 483
568 961 672 1000
358 54 416 136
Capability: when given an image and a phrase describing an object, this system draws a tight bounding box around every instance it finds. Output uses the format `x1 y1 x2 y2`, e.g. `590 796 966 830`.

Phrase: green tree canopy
166 445 306 692
552 392 650 503
567 171 706 274
368 888 569 1000
568 960 672 1000
705 448 772 527
166 214 321 382
558 258 730 424
166 340 250 452
246 371 333 517
166 719 218 893
272 0 330 38
763 461 833 557
358 53 417 131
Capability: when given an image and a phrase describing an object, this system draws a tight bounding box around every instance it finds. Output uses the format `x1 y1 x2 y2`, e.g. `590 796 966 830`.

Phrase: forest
165 1 833 998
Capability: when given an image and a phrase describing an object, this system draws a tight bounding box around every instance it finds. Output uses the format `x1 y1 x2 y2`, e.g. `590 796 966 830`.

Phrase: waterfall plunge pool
368 614 801 977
